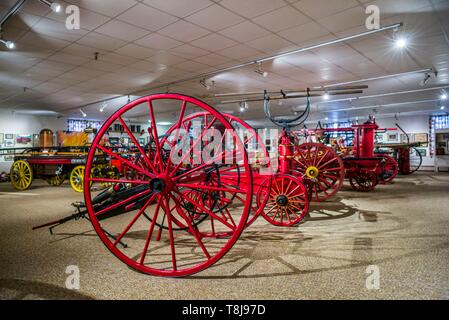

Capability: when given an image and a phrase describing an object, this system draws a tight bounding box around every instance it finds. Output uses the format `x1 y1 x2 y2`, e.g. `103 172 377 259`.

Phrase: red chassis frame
305 120 399 191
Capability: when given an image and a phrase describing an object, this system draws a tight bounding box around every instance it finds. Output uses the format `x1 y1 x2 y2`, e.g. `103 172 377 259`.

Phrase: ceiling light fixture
200 79 211 90
39 0 62 13
239 101 249 113
255 63 268 78
394 37 407 49
323 92 330 100
420 73 432 86
441 106 445 110
440 92 447 100
0 39 15 49
80 109 87 118
99 103 107 113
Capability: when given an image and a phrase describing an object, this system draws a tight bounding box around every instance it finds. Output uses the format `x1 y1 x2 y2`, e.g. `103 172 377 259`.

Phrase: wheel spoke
113 193 157 247
94 188 153 217
118 116 157 173
161 196 177 271
96 145 154 179
173 190 236 231
139 196 162 265
169 193 211 259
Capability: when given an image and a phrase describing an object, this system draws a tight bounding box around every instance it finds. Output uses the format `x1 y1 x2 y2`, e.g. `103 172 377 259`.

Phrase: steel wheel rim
84 94 253 277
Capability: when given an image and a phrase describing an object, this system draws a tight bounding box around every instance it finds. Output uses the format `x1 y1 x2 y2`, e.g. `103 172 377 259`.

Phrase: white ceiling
0 0 448 126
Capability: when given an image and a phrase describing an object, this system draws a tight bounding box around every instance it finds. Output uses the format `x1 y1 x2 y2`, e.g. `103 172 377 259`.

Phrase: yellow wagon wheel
100 165 120 188
47 174 65 186
70 165 86 193
10 160 33 191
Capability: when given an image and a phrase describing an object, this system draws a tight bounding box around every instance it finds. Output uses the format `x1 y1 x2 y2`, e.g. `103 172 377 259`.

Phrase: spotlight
324 117 329 121
255 63 268 78
420 73 431 86
239 101 248 113
255 69 268 78
395 37 407 49
80 109 87 118
200 79 210 90
39 0 62 13
441 106 445 110
323 93 330 100
440 93 448 100
0 39 15 49
99 103 107 113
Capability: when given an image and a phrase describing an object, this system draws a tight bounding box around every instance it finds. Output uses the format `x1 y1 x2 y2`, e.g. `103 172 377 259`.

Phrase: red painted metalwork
315 118 399 191
294 142 345 201
83 94 254 277
377 154 399 184
257 174 309 226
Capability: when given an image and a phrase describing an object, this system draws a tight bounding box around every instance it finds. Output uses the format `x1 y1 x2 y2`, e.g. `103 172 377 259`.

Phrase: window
429 115 449 156
67 119 102 132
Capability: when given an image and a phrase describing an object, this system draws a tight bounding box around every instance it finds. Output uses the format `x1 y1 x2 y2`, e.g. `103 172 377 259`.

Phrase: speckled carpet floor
0 172 448 300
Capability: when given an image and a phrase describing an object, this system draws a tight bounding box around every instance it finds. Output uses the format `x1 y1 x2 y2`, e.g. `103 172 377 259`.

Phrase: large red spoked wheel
378 154 398 184
257 174 309 227
83 94 253 277
164 112 272 237
294 143 344 201
348 170 378 192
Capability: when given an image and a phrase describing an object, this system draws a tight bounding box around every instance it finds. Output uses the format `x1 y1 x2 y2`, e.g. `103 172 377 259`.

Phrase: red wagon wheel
378 154 398 184
163 112 272 237
83 94 253 277
294 143 344 201
348 170 378 192
257 174 309 227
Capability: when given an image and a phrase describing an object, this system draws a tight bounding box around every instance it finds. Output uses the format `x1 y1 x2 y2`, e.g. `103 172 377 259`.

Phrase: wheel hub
305 165 319 179
276 195 289 206
149 178 166 193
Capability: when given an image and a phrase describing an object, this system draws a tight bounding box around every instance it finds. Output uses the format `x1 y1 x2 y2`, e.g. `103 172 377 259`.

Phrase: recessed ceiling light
440 93 448 100
441 106 445 110
324 117 329 121
323 93 330 100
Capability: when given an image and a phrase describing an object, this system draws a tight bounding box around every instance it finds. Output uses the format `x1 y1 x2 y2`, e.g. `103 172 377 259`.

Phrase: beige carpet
0 172 448 300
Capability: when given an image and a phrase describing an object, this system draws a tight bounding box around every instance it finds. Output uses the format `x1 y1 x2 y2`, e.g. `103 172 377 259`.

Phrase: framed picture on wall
416 148 427 157
387 133 399 142
376 133 384 142
413 133 428 147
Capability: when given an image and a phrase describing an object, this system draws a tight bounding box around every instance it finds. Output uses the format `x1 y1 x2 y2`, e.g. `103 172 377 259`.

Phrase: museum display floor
0 172 448 300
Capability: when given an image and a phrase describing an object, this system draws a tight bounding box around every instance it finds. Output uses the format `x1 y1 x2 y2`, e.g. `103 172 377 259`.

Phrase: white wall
0 112 68 172
0 111 170 172
376 115 433 170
